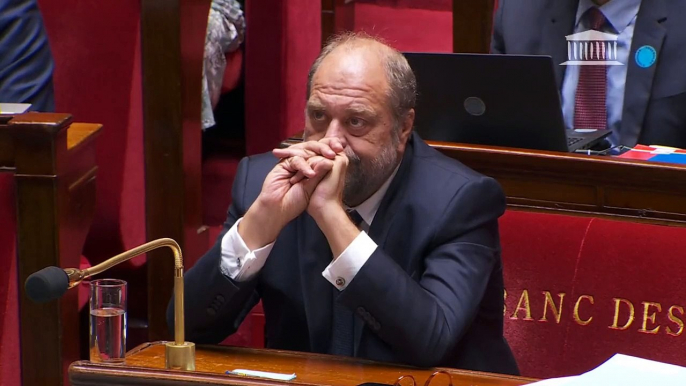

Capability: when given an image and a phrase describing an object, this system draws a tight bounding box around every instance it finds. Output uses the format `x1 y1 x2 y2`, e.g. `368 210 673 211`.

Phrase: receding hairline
306 32 417 132
312 41 393 85
307 33 407 96
323 35 397 58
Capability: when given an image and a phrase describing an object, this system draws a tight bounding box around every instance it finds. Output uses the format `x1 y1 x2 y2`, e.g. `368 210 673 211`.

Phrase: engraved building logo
561 30 624 66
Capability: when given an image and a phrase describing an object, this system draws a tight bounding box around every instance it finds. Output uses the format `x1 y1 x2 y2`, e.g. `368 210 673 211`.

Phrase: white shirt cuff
220 217 275 281
322 231 377 290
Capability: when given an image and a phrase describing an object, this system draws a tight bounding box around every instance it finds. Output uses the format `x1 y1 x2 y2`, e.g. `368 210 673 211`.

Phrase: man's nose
324 120 345 140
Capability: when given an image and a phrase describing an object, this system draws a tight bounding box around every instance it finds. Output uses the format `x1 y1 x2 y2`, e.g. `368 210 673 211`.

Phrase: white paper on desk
526 376 579 385
566 354 686 386
231 369 296 381
0 103 31 114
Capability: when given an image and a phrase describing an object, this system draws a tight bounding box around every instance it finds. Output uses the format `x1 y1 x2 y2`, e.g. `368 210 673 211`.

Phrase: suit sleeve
0 0 55 112
166 156 261 343
490 0 506 54
337 176 506 367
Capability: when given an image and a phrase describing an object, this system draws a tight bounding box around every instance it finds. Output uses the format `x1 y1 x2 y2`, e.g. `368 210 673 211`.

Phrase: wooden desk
282 136 686 226
69 343 534 386
429 141 686 226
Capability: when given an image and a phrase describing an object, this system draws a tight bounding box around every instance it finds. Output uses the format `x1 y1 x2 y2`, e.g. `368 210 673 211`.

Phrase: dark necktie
329 209 364 356
573 7 609 130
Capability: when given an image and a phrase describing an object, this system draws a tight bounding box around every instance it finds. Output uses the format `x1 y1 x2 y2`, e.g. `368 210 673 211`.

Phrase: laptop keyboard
567 137 584 146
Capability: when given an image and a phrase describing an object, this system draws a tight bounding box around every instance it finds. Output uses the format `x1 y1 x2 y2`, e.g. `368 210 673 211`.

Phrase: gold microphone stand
64 238 195 370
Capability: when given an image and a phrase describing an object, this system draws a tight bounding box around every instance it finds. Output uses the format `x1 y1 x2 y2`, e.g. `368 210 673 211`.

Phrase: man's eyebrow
306 101 377 116
345 105 377 116
306 100 325 110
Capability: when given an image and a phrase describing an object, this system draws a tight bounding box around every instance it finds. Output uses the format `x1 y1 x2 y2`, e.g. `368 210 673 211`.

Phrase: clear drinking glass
89 279 127 364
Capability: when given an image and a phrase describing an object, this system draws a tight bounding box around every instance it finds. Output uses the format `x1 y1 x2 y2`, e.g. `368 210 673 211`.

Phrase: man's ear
397 109 415 151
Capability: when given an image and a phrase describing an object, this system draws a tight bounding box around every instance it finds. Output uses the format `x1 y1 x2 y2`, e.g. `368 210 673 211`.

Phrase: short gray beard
343 132 400 207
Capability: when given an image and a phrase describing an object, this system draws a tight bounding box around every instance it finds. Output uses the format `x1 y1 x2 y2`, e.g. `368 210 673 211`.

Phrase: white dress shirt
220 165 400 290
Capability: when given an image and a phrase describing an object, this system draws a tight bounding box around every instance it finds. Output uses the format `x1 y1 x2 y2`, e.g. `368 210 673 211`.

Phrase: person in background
491 0 686 149
0 0 55 112
201 0 246 130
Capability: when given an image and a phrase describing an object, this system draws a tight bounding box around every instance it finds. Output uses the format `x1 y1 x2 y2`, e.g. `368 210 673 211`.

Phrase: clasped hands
239 138 354 251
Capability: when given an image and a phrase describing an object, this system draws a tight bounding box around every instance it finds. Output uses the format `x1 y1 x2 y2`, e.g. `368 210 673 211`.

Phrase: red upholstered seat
335 0 452 52
243 0 321 156
40 0 147 268
37 1 153 365
500 211 686 379
221 50 244 95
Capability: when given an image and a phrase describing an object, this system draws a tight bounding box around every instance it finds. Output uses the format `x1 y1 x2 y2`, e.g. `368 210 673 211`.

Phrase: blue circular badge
635 45 657 68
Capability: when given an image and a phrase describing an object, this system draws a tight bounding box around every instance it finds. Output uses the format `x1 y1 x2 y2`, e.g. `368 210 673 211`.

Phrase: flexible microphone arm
64 238 195 370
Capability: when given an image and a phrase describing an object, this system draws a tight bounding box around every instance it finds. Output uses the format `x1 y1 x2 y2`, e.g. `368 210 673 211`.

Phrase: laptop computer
403 53 610 152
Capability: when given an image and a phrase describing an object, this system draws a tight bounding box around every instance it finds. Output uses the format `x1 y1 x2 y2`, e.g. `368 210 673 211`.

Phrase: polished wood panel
430 141 686 225
0 112 102 386
141 0 210 342
68 123 102 149
70 343 535 386
453 0 496 53
282 135 686 225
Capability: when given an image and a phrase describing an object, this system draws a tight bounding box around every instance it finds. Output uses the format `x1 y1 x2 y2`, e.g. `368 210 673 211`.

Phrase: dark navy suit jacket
491 0 686 148
168 133 519 375
0 0 55 112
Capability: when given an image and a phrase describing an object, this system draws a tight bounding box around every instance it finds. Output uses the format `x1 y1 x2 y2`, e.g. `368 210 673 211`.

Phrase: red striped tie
574 7 609 130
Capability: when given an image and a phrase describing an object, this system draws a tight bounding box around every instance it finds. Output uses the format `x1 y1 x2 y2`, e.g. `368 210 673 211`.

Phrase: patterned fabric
202 0 245 130
573 7 609 130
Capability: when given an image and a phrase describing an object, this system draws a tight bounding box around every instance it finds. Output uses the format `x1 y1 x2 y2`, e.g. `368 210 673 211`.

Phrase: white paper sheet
526 376 579 385
0 103 31 114
528 354 686 386
228 369 297 381
568 354 686 385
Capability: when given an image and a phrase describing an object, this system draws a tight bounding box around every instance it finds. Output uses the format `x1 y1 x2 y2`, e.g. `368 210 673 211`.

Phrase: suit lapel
352 133 417 355
542 0 579 89
620 0 668 147
297 213 334 353
366 134 415 244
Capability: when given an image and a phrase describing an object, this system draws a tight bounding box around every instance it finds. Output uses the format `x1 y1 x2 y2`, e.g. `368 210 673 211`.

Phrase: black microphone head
25 266 69 303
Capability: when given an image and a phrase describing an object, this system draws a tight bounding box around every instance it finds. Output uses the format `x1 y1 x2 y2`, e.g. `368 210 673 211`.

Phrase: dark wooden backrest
140 0 211 342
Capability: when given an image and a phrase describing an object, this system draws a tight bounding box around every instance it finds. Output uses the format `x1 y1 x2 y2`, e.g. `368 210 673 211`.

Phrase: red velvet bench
501 210 686 378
